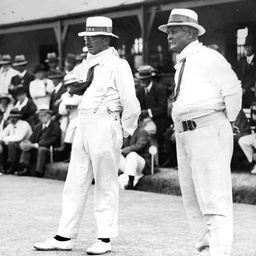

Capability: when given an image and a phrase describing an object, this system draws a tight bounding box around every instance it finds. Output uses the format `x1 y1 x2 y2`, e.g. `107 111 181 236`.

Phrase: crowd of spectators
1 33 256 179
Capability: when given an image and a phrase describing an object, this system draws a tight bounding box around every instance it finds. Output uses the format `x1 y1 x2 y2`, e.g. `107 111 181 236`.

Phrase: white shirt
79 47 141 136
0 119 32 144
0 66 19 94
172 40 242 122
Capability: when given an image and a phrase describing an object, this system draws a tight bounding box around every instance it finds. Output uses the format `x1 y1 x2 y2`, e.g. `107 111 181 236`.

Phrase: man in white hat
0 54 19 95
158 8 242 256
34 16 140 254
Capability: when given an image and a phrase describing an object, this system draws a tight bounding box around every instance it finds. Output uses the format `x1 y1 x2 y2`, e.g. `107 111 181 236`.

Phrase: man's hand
140 110 149 119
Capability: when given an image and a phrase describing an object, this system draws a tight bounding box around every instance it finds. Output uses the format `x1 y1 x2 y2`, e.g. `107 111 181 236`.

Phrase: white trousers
238 133 256 162
118 152 145 189
175 119 233 256
57 109 122 239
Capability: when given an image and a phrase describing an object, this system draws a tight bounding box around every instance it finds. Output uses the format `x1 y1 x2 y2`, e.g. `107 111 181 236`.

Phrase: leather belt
174 111 227 133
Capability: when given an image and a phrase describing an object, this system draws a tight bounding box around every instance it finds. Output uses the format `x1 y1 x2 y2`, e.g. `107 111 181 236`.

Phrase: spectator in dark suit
48 71 66 120
45 53 61 77
64 53 76 74
135 65 171 137
13 87 38 128
17 104 61 177
233 35 256 108
10 55 34 98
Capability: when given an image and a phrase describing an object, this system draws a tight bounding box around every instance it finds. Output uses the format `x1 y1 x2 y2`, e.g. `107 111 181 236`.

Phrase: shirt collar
19 70 27 78
42 120 51 128
176 40 203 63
14 97 28 110
146 81 153 92
247 54 254 64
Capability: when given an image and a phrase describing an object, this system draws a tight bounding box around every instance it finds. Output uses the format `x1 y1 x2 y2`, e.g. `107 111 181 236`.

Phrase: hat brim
8 114 22 118
0 61 11 65
158 22 206 36
135 72 157 80
13 61 28 67
78 31 119 38
36 110 53 115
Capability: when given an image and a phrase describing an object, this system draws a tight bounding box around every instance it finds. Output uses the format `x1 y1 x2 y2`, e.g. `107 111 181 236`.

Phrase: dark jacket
29 120 61 148
137 81 171 136
122 126 151 175
49 83 67 115
19 99 38 128
10 71 34 98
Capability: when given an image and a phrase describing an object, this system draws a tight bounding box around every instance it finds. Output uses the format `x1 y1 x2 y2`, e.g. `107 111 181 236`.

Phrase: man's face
9 117 19 125
65 61 75 72
16 93 26 102
84 36 109 55
140 78 152 87
15 65 26 73
167 26 190 53
244 45 254 57
38 112 51 124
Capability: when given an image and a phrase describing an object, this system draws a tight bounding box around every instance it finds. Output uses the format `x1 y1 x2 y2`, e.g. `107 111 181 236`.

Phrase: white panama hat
158 9 205 36
78 16 119 38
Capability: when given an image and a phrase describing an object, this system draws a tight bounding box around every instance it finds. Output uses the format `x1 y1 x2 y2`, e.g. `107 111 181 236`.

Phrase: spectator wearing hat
233 35 256 108
13 87 38 128
73 46 89 82
17 104 61 177
29 64 55 109
136 64 171 137
64 53 76 74
48 71 66 119
0 108 32 174
0 54 19 95
55 74 82 161
0 93 14 120
45 53 60 77
10 55 34 98
0 110 8 173
158 8 242 255
34 16 140 254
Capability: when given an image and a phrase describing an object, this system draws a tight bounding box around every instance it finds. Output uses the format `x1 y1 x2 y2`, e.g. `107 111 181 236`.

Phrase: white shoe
33 237 72 251
86 240 111 255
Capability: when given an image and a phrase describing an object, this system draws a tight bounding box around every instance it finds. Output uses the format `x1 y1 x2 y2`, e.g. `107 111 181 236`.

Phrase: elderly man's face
167 26 191 53
38 112 51 124
84 36 109 55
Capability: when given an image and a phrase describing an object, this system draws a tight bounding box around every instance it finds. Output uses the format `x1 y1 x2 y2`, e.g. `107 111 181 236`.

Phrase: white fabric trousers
57 109 122 239
118 152 145 188
175 119 233 256
238 133 256 162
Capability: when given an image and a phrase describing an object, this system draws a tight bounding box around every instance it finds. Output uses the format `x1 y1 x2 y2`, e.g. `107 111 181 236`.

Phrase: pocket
111 118 123 149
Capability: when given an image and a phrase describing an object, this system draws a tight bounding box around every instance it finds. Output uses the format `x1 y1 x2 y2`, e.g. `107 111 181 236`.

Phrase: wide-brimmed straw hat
36 104 53 115
12 55 28 67
0 54 12 65
45 53 59 63
135 65 157 80
78 16 119 38
9 108 22 118
158 9 205 36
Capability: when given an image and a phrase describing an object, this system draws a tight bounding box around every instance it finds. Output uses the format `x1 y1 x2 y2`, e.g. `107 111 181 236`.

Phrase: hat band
168 14 198 24
86 26 112 33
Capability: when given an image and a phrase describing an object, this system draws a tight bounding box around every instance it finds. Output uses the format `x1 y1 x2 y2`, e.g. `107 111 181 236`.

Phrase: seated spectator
64 53 76 74
29 64 55 109
13 87 38 128
45 53 61 77
0 93 14 120
48 71 66 120
17 104 61 177
118 119 151 190
0 110 9 173
0 54 19 94
9 54 34 98
0 108 32 174
55 74 82 161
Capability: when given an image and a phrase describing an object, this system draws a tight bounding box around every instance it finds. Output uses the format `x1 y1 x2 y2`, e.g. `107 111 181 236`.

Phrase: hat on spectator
135 65 157 80
78 16 119 38
0 93 13 101
64 74 78 87
65 53 76 64
158 8 205 36
12 55 28 67
48 70 65 80
33 64 47 73
9 108 22 118
36 104 53 115
0 54 12 65
45 52 59 63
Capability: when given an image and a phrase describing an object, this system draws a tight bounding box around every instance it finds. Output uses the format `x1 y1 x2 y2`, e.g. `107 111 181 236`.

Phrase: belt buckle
182 120 197 132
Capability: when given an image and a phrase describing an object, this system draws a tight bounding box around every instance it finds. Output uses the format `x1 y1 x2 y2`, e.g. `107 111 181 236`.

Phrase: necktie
69 64 97 95
173 58 186 101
